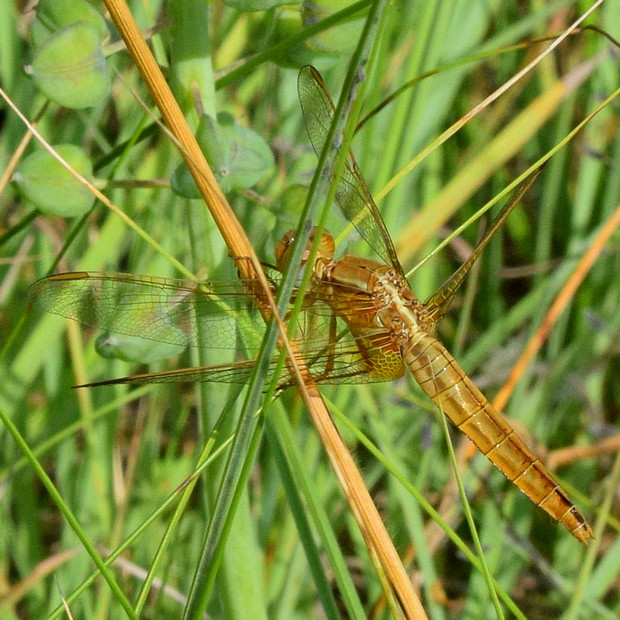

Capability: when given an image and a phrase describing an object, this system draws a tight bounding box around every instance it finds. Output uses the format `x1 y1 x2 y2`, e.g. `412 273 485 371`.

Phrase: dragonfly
31 66 593 544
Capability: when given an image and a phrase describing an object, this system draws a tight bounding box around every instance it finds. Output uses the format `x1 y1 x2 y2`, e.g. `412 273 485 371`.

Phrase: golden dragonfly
31 66 592 544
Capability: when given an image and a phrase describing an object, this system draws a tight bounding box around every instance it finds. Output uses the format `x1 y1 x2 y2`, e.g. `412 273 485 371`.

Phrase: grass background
1 0 619 618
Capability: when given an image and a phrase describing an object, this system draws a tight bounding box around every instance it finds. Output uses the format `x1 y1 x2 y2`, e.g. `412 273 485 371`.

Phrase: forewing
30 272 269 353
30 271 382 355
297 66 403 275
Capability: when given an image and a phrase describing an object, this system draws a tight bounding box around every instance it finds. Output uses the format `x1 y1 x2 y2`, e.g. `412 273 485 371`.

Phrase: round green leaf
303 0 365 54
216 112 275 190
28 21 110 109
15 144 94 217
31 0 108 48
171 113 274 198
170 164 202 199
273 8 334 68
96 332 186 364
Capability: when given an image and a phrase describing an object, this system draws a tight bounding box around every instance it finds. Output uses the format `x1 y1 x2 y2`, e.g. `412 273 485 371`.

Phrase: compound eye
275 230 296 270
275 227 336 271
316 230 335 260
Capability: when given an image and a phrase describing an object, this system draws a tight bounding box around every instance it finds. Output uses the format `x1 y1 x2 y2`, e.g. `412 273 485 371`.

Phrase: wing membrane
297 66 403 275
31 271 404 386
75 336 404 388
31 272 265 352
31 272 382 349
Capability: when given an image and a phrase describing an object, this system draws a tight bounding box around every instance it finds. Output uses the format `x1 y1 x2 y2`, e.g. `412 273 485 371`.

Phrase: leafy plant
1 1 619 618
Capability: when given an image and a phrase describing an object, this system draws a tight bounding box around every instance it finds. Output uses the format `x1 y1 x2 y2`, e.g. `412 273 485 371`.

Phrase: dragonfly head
275 227 335 272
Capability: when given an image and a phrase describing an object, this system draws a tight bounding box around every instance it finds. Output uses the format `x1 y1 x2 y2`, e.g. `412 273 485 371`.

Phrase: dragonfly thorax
318 255 429 349
369 270 430 345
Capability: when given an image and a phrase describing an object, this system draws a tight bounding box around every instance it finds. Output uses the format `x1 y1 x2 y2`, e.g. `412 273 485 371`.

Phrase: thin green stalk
0 405 138 620
46 414 240 619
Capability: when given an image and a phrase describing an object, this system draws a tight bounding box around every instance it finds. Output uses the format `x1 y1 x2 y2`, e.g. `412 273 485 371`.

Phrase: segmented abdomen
404 333 593 544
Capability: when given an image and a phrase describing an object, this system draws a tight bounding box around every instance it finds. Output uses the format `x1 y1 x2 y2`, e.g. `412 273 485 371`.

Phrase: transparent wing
423 167 544 329
31 272 268 353
297 65 404 276
30 271 387 349
75 334 405 388
31 271 406 387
